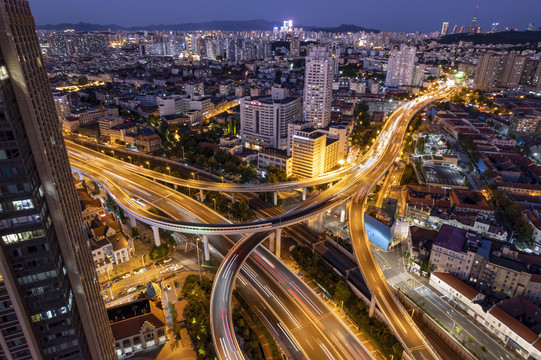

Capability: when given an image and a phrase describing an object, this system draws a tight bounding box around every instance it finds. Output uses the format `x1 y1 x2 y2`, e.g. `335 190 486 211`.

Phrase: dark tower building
0 1 116 359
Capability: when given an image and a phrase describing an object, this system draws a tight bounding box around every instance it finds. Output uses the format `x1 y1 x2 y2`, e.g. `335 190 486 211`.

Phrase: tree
231 200 250 221
266 165 287 183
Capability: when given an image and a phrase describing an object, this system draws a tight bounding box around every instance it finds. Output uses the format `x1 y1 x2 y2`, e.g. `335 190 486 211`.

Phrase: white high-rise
385 44 417 87
304 46 334 128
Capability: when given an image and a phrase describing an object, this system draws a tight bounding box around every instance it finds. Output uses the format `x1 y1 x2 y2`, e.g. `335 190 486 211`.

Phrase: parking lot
422 164 466 187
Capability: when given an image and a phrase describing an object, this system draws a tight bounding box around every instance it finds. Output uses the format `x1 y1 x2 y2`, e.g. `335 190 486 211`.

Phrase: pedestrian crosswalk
406 277 422 289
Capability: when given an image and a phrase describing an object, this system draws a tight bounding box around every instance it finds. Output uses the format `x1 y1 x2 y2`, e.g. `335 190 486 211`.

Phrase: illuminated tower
441 22 449 36
0 1 116 359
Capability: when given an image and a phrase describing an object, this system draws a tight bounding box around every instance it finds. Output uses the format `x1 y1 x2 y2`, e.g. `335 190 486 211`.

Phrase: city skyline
29 0 540 33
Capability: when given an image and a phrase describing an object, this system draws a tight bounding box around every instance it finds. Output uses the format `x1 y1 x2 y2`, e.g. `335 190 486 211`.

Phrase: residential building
429 225 477 280
473 52 503 91
290 127 339 178
385 44 416 87
108 296 166 356
0 1 116 358
304 46 334 127
99 115 124 138
240 87 301 150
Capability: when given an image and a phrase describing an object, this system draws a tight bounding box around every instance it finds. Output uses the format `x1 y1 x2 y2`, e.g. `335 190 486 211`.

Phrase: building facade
304 46 333 128
385 44 416 87
0 1 116 359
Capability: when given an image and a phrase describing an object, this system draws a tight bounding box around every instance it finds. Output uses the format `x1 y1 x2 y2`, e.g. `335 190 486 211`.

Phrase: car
122 274 131 279
124 352 134 359
112 278 121 283
127 287 136 294
174 281 179 289
117 292 125 297
163 258 172 264
166 284 172 291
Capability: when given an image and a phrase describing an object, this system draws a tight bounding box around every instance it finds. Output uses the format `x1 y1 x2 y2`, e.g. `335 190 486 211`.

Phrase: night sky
28 0 540 33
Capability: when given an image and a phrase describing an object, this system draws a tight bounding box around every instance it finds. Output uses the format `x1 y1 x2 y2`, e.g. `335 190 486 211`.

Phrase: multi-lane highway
67 140 351 193
70 81 455 359
70 149 377 359
209 83 455 360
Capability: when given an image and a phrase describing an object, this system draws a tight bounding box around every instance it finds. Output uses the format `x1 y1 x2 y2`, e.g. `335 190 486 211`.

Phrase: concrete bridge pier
151 225 161 246
199 189 204 203
273 191 278 206
369 296 376 318
302 187 307 201
203 235 210 263
275 228 282 259
232 192 236 203
340 201 347 223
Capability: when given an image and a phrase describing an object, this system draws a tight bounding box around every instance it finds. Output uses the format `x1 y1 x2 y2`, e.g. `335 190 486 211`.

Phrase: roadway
70 82 455 358
70 153 376 359
66 140 351 193
209 83 455 360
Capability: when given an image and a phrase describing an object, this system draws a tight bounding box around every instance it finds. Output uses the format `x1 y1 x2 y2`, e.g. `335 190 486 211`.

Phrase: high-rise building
0 1 116 359
331 42 340 77
452 25 458 34
441 22 449 36
290 37 300 57
473 52 503 91
240 87 301 150
385 44 416 87
303 46 334 128
498 53 526 90
491 23 500 33
468 6 479 34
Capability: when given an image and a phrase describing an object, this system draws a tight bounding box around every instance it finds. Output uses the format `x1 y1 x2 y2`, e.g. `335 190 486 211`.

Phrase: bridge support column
202 235 210 263
128 214 137 228
268 233 275 253
273 191 278 206
199 189 204 203
316 212 324 232
340 201 347 223
302 187 307 201
275 228 282 259
173 184 178 191
232 192 236 203
151 226 161 246
369 296 376 318
329 181 333 189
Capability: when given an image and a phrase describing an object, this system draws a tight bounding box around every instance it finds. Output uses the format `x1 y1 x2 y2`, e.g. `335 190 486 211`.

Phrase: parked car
117 292 124 297
174 281 179 289
166 284 172 291
112 278 121 283
127 287 136 294
122 274 131 279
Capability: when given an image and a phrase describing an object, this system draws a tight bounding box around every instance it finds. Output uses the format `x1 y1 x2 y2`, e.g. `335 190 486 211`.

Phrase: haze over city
29 0 541 32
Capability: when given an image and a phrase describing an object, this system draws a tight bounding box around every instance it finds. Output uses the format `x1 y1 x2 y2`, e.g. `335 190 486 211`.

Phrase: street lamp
146 161 150 169
128 156 131 163
221 176 224 183
213 198 217 211
166 166 171 175
191 172 195 180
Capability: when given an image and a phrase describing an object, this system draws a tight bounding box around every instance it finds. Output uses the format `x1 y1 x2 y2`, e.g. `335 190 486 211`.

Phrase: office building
0 1 116 359
385 44 416 87
240 87 301 150
304 46 334 128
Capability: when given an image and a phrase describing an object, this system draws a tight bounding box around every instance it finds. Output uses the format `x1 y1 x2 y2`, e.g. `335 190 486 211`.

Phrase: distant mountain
36 20 379 33
307 24 379 33
439 31 541 45
36 19 281 32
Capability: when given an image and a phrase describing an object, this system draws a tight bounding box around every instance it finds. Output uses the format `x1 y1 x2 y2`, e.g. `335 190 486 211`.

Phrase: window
12 199 34 210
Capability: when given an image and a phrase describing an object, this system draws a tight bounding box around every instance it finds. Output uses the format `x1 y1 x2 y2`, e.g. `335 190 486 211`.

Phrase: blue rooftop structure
365 214 393 251
477 239 492 259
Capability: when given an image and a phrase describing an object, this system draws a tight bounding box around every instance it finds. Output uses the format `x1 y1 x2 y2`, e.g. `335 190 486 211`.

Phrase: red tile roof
110 314 165 340
432 272 479 300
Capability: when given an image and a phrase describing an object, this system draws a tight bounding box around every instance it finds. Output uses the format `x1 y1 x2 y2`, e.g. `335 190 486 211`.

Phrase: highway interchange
69 82 455 359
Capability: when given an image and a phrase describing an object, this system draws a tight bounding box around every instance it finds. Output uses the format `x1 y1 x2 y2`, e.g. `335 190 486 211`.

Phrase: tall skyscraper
441 22 449 36
452 25 458 34
468 6 479 34
303 46 334 128
385 44 416 87
331 42 340 77
0 1 116 359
